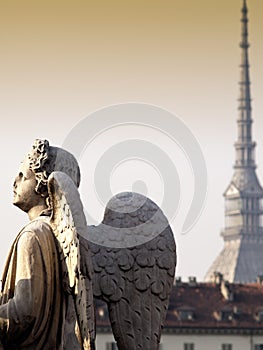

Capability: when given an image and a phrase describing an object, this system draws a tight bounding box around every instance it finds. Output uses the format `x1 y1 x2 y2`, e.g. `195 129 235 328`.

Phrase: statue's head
27 139 80 196
13 139 80 212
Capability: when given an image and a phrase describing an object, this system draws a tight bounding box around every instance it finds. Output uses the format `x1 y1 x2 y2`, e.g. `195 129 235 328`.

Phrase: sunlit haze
0 0 262 281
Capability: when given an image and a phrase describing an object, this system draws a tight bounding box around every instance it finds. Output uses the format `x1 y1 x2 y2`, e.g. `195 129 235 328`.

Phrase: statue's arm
0 230 46 342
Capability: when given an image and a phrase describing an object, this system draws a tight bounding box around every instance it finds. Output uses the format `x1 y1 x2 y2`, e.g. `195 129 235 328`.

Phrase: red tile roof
165 281 263 332
96 280 263 334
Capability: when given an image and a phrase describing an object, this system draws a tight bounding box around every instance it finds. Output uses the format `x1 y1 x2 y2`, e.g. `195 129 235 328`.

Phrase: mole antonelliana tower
205 0 263 283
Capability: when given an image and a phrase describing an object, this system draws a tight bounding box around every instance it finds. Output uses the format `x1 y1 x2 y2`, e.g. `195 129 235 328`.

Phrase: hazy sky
0 0 262 280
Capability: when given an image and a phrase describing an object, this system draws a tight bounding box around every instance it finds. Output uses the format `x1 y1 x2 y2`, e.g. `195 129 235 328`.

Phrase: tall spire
204 0 263 283
235 0 255 169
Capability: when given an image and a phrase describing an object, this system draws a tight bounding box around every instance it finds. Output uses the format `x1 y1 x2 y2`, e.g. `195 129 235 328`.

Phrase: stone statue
0 139 176 350
83 192 177 350
0 139 95 349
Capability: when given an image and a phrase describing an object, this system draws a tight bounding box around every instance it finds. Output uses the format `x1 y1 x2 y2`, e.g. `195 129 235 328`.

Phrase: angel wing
48 171 95 350
80 192 176 350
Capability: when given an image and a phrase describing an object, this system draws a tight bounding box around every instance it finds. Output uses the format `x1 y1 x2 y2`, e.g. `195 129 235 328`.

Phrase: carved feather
81 192 176 350
48 172 95 350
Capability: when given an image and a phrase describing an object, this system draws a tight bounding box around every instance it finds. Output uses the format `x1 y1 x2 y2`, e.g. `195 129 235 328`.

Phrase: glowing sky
0 0 262 280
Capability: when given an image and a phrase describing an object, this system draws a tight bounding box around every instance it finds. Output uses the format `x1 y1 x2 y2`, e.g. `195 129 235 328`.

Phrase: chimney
213 271 223 285
256 275 263 284
221 281 234 301
188 276 197 286
175 276 182 286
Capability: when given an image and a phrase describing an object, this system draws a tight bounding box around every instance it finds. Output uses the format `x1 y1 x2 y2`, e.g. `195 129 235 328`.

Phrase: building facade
96 277 263 350
205 0 263 283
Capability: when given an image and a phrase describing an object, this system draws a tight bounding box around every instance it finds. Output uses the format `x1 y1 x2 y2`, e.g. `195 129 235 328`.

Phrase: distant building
95 1 263 349
96 276 263 350
205 0 263 283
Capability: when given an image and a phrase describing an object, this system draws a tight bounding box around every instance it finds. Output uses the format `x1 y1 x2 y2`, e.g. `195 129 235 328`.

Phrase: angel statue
0 139 176 350
0 139 95 350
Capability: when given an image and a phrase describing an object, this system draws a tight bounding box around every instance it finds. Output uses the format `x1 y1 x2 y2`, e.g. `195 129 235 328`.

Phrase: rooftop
96 276 263 335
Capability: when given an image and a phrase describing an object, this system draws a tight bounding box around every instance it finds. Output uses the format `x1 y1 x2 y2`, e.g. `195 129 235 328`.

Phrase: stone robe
0 217 65 349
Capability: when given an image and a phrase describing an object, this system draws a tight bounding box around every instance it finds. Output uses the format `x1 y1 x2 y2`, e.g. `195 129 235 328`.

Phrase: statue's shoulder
20 217 54 243
23 216 51 231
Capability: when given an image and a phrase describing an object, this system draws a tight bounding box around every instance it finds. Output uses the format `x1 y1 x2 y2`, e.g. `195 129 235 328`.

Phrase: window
184 343 194 350
222 310 234 321
179 310 194 321
176 306 195 321
106 342 118 350
222 344 232 350
255 345 263 350
255 309 263 322
214 310 234 322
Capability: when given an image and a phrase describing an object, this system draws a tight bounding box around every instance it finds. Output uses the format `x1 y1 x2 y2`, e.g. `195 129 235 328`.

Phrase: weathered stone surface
81 192 177 350
0 139 176 350
0 139 95 349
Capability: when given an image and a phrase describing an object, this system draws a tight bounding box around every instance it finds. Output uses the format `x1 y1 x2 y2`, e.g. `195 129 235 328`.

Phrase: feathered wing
48 171 95 350
80 192 176 350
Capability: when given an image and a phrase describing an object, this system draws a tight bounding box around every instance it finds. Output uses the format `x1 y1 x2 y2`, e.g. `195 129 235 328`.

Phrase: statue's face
13 158 43 212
